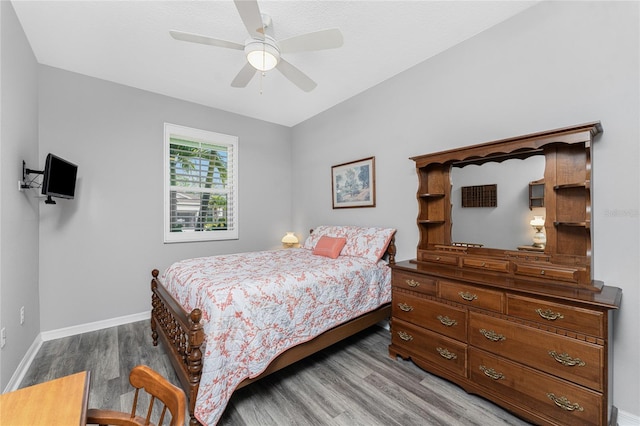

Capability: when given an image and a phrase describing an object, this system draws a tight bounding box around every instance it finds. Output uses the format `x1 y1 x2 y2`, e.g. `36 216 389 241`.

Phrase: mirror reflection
451 155 545 250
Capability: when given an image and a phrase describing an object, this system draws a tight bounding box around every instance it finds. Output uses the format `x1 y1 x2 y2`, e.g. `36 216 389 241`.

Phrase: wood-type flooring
20 320 531 425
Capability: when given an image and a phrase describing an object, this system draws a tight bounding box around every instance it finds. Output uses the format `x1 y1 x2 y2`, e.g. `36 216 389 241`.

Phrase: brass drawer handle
398 302 413 312
479 328 506 342
397 331 413 342
436 347 457 360
458 291 478 302
546 393 584 412
479 365 504 380
536 308 564 321
548 351 586 367
437 315 458 327
405 279 420 288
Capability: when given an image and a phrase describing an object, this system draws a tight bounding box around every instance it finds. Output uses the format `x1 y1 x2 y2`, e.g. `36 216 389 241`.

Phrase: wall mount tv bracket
21 160 56 204
22 160 42 187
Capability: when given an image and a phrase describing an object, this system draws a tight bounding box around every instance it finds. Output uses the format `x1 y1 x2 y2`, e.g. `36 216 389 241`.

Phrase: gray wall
0 1 40 389
291 1 639 417
37 66 292 331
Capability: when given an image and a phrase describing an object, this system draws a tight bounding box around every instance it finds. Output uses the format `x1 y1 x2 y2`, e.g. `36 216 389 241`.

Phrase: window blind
164 124 238 242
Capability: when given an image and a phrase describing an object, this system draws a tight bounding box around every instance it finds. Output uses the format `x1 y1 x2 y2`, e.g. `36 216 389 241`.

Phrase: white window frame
164 123 239 243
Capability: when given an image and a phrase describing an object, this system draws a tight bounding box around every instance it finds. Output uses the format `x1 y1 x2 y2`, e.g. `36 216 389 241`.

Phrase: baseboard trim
41 311 150 342
618 408 640 426
3 333 43 393
4 311 150 393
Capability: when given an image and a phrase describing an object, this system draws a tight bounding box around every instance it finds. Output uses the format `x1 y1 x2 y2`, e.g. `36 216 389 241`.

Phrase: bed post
388 235 396 265
187 309 204 426
150 269 160 346
150 269 204 426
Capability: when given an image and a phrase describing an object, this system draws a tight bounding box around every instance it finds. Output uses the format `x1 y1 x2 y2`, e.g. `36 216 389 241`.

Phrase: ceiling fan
170 0 344 92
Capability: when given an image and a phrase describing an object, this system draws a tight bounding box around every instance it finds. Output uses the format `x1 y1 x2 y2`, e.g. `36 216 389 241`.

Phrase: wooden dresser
389 123 622 426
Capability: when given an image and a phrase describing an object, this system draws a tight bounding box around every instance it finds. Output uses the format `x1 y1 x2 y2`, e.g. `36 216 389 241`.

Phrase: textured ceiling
11 1 539 127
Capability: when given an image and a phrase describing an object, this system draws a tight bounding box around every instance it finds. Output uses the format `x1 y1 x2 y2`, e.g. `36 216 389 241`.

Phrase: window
164 123 238 243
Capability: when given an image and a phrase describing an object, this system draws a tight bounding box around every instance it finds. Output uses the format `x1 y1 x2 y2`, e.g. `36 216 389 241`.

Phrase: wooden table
0 371 90 425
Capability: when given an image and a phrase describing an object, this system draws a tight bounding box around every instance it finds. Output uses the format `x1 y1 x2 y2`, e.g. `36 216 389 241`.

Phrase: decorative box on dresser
389 122 622 426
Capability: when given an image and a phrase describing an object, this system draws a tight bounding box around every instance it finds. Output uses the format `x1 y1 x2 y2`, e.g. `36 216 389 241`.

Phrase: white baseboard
3 333 43 393
4 311 150 393
618 408 640 426
40 311 150 341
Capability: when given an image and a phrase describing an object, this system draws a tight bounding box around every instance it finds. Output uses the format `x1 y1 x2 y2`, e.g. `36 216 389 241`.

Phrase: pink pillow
312 236 347 259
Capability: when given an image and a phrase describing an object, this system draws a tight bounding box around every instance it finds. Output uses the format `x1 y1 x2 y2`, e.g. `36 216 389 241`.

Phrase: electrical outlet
18 180 24 191
1 327 6 348
20 306 25 325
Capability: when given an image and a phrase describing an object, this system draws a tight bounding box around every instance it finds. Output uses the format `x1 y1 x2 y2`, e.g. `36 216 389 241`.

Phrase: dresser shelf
554 181 590 190
554 221 590 228
418 193 445 198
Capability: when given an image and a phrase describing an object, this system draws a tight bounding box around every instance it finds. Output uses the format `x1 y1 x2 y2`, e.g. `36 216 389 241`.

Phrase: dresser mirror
411 122 602 290
451 155 545 250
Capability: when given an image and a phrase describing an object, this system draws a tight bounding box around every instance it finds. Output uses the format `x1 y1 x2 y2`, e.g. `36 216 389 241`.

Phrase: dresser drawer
469 348 603 426
439 281 504 313
391 318 467 377
462 257 510 273
507 294 604 337
514 262 581 282
418 250 459 266
392 289 467 341
469 312 604 391
392 270 437 296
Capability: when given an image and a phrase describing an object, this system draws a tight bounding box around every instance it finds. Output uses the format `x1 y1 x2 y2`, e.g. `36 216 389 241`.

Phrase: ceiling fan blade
276 59 317 92
233 0 265 39
231 62 258 88
170 30 244 50
278 28 344 53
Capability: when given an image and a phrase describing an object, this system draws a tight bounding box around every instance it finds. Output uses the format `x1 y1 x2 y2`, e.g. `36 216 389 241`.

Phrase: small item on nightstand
281 232 299 248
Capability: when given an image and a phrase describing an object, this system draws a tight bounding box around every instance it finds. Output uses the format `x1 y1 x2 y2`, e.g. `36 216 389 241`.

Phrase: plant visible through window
169 139 230 233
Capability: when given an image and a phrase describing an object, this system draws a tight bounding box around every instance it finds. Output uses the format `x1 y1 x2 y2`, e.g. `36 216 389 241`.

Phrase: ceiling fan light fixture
245 39 280 71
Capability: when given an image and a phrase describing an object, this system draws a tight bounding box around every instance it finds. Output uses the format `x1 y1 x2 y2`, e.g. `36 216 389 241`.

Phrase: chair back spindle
86 365 186 426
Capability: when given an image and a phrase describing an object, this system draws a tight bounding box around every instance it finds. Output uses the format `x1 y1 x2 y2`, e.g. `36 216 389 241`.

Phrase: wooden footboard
150 236 396 425
150 269 203 426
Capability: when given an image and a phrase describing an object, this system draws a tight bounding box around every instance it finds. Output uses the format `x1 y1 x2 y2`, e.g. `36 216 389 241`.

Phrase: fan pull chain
260 42 266 95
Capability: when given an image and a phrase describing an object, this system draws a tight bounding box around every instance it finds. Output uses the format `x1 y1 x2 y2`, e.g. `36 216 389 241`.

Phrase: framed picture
331 156 376 209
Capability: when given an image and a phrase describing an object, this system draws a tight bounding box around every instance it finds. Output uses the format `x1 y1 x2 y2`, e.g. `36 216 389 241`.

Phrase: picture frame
331 156 376 209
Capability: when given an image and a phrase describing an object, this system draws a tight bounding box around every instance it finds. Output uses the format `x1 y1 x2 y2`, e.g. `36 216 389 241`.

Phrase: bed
150 226 397 425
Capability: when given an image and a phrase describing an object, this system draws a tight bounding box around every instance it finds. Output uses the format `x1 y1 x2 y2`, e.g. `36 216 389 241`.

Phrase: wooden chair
86 365 186 426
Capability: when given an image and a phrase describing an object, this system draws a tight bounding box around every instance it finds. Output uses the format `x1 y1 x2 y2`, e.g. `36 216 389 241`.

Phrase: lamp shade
245 39 280 71
530 216 545 227
281 232 298 246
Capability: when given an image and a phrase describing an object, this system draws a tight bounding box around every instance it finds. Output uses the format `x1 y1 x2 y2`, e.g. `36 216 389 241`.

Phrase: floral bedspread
160 248 392 425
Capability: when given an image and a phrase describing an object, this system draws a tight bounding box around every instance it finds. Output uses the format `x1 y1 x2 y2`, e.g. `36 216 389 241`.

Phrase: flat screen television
41 153 78 204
